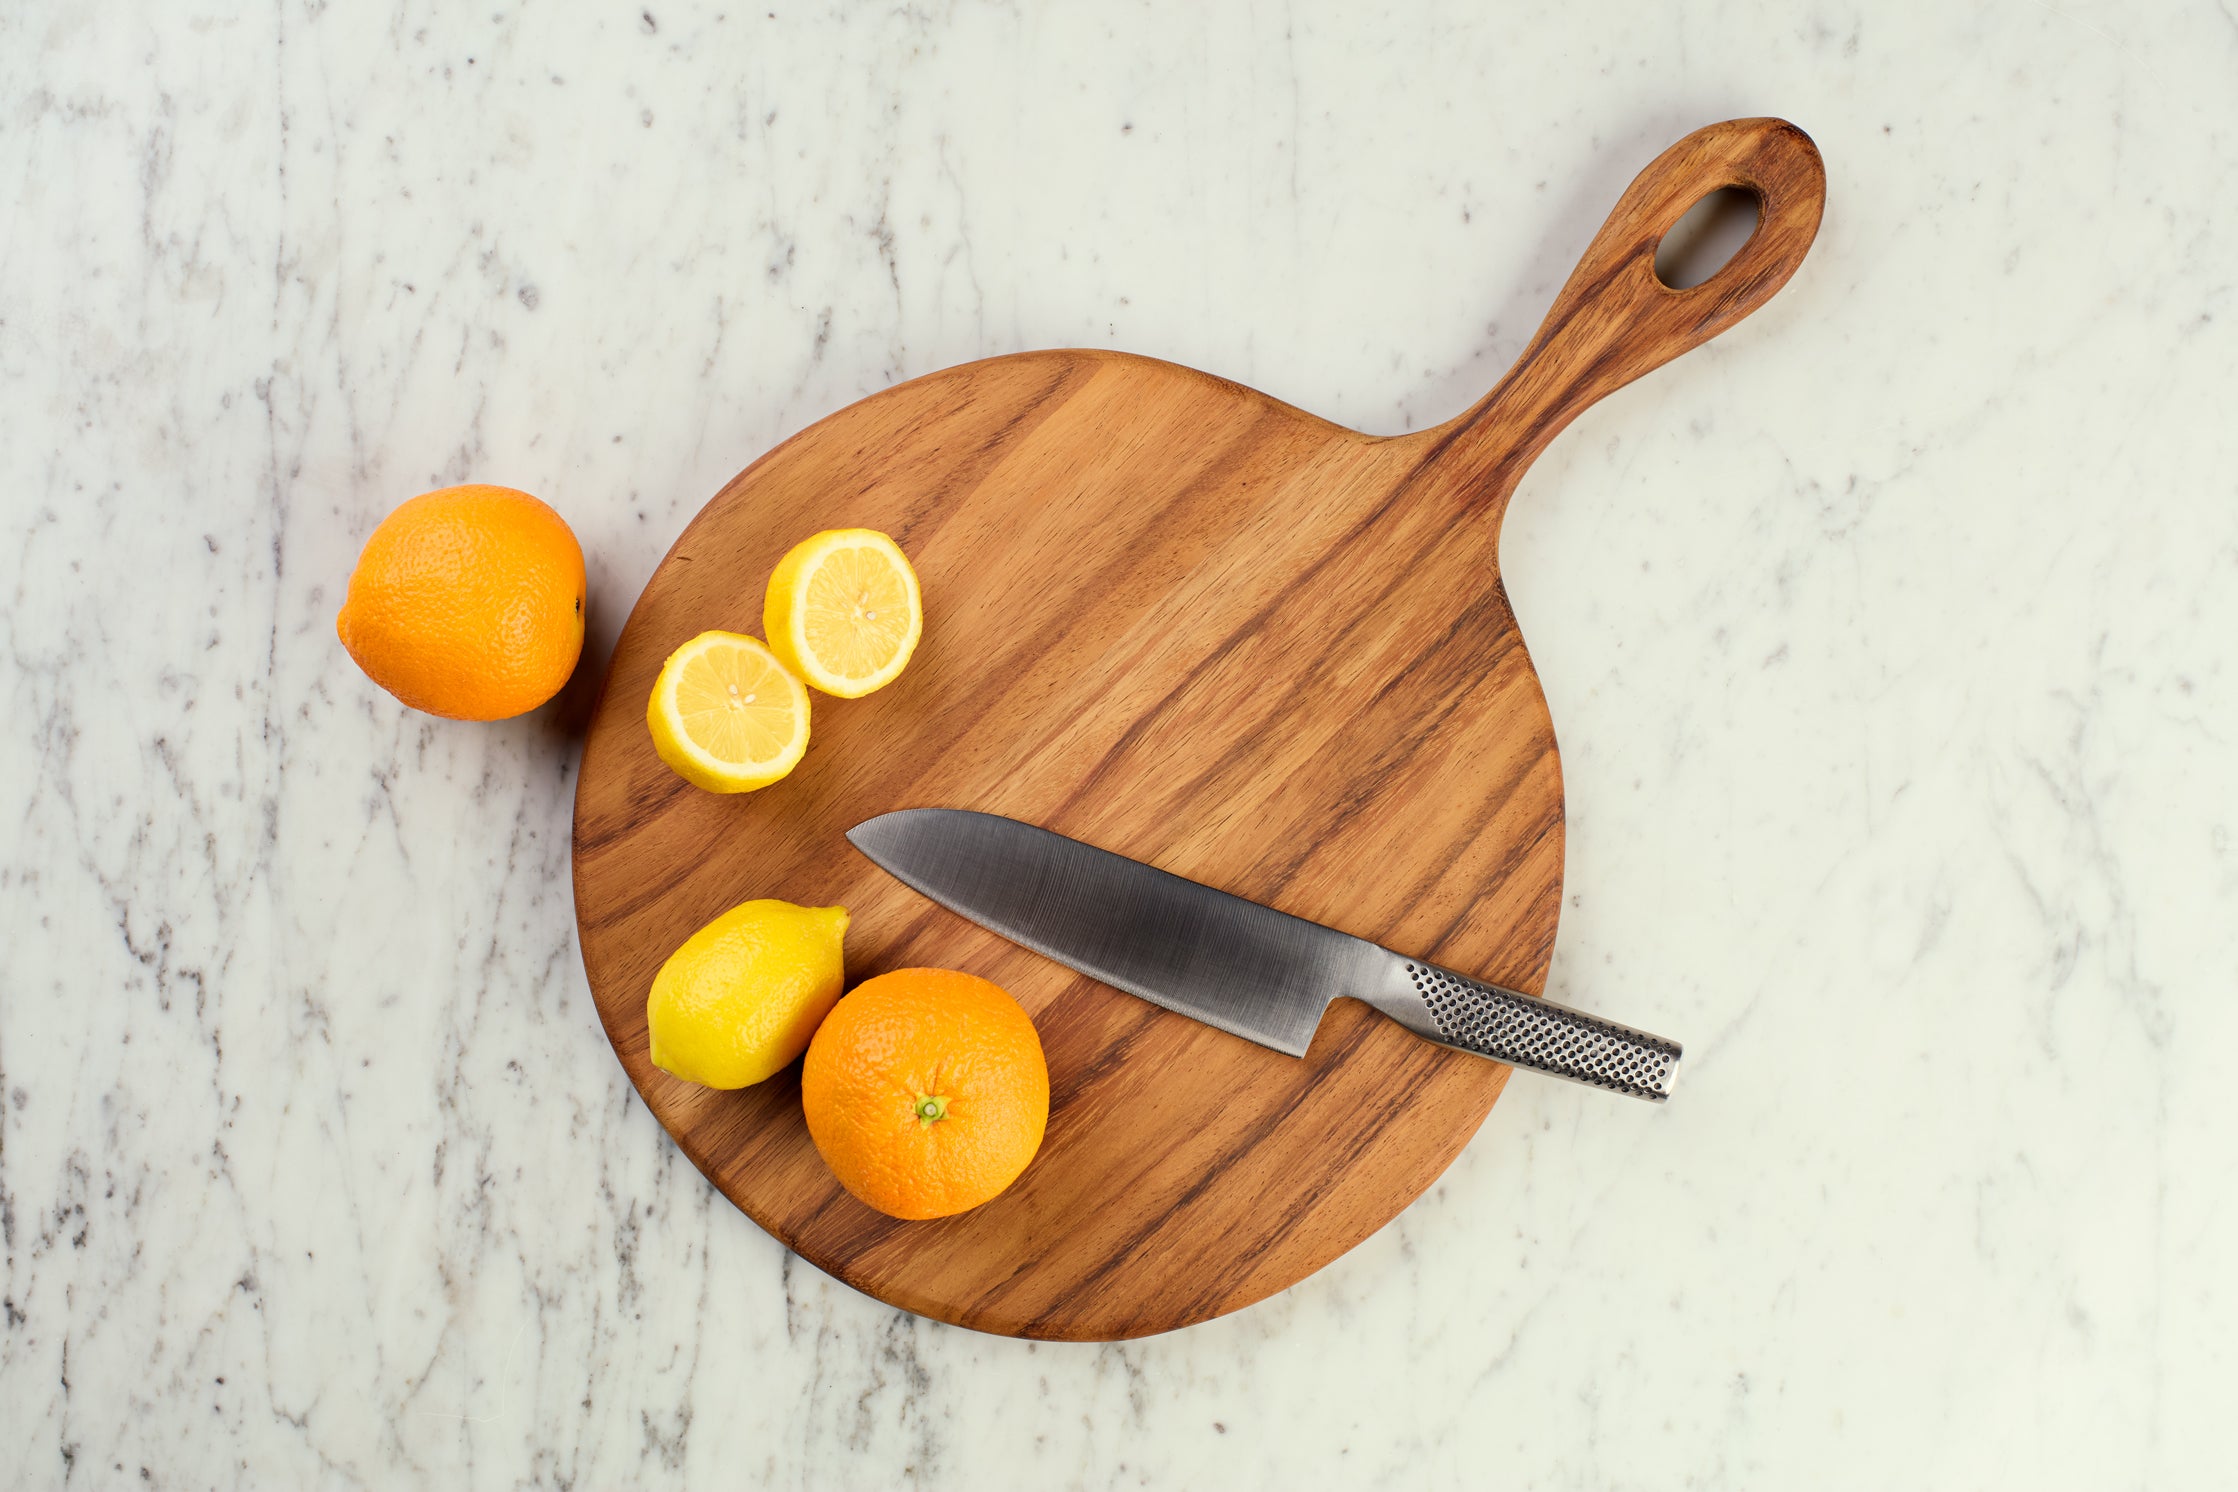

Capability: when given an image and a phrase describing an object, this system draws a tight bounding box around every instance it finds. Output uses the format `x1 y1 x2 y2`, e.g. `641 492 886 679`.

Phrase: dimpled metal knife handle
1402 962 1683 1102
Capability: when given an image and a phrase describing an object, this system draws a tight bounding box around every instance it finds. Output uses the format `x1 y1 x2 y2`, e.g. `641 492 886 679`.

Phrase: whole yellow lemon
647 900 849 1089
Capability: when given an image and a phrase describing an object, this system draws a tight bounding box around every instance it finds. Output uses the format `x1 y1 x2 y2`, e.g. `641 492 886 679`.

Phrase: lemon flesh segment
647 631 811 792
648 900 849 1089
765 529 923 698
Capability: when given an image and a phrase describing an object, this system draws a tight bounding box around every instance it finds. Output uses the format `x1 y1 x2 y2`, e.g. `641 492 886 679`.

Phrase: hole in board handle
1653 186 1763 290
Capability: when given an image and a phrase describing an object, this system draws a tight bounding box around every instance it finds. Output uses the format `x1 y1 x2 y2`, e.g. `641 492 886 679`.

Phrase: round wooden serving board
573 119 1823 1340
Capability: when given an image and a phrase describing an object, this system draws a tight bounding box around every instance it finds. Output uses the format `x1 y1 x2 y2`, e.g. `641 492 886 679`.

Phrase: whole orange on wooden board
336 484 585 720
801 968 1049 1220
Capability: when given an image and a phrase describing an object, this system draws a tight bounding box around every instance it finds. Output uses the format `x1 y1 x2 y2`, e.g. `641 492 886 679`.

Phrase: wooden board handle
1425 117 1826 505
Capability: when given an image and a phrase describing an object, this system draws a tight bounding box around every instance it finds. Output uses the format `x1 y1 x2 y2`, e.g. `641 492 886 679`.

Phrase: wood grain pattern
572 119 1825 1340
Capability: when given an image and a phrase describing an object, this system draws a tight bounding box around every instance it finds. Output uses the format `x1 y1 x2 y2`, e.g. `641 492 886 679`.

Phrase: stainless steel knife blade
847 808 1682 1101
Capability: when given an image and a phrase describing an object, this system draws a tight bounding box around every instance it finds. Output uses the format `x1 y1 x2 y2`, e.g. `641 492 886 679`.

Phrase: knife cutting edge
847 808 1682 1102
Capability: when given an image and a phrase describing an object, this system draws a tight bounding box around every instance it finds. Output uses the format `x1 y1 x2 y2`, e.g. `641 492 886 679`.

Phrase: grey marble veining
4 0 2236 1486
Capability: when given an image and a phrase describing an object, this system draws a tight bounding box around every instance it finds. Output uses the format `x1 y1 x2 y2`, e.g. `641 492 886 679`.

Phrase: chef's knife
847 808 1682 1102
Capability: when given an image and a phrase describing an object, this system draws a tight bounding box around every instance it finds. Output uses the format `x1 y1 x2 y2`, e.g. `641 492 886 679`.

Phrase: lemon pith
647 631 811 792
764 529 923 698
647 900 849 1089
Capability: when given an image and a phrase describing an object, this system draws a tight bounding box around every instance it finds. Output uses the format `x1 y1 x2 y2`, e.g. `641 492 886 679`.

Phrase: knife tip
845 807 928 858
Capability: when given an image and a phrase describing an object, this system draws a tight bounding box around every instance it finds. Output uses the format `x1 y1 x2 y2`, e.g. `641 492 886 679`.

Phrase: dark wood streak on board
572 119 1825 1341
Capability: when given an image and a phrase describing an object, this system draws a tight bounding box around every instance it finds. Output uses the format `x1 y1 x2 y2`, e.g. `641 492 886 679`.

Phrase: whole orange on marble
337 484 585 720
802 968 1049 1220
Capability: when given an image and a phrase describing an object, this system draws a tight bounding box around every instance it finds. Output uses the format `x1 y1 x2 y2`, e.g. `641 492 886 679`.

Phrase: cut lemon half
763 528 923 698
646 631 811 793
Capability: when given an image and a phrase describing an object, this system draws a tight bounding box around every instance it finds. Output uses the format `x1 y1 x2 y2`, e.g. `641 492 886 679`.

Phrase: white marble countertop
6 1 2236 1485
